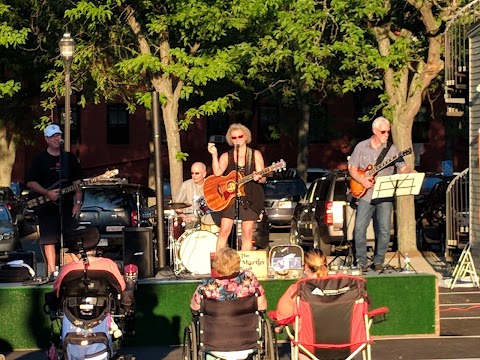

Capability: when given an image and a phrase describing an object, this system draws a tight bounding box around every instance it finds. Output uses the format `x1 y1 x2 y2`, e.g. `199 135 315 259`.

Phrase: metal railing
446 168 469 250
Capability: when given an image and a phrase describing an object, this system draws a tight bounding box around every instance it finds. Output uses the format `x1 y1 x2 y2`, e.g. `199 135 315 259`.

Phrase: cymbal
163 202 191 210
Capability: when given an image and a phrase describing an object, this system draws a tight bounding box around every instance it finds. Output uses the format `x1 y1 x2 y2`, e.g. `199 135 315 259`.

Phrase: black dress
221 148 265 221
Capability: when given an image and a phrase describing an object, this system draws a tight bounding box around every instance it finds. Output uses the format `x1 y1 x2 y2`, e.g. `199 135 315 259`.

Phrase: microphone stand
234 144 241 250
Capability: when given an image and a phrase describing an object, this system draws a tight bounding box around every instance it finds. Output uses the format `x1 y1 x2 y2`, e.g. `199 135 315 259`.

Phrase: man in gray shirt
348 117 415 272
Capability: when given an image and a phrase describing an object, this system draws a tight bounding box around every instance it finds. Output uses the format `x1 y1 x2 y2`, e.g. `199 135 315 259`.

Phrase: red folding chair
269 275 388 360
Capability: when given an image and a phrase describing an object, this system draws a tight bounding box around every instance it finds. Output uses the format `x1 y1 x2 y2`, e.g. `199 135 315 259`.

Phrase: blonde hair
304 250 328 278
226 123 252 146
213 247 241 276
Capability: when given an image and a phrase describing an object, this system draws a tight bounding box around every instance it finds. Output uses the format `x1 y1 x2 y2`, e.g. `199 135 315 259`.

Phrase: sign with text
238 250 268 279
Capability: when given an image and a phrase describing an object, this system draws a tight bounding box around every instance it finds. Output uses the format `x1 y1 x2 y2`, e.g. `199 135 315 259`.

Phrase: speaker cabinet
123 227 154 279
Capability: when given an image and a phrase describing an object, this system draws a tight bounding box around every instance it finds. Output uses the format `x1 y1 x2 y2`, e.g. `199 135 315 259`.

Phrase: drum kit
163 197 220 276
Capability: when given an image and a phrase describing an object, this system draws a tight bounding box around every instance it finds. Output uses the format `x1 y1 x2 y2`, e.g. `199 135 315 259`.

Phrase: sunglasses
377 130 390 135
231 134 244 140
191 172 203 175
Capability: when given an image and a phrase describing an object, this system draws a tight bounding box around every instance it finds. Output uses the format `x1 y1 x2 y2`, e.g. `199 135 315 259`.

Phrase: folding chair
269 275 388 360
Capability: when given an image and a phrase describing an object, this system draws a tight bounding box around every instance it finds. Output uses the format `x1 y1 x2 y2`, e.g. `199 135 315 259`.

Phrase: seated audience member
275 250 328 324
190 247 267 312
53 228 126 297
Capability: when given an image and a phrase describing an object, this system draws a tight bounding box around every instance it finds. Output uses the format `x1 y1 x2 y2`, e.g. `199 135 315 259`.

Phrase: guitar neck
367 154 400 177
60 182 82 196
238 166 276 186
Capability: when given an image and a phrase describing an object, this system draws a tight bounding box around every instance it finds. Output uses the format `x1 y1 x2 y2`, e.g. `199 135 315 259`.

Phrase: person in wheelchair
188 247 268 360
190 247 267 311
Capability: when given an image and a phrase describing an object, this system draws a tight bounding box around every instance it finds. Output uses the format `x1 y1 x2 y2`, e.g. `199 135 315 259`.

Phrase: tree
330 0 468 253
0 1 32 186
40 0 279 196
241 0 334 183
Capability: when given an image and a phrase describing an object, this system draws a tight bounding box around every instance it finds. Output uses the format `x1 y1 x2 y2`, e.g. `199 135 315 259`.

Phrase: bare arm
208 143 228 176
257 294 267 311
27 181 60 201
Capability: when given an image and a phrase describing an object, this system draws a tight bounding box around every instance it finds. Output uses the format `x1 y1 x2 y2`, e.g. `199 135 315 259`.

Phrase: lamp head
59 32 75 62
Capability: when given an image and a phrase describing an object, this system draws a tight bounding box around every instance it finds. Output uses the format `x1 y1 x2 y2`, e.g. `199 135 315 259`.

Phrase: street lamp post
59 32 75 152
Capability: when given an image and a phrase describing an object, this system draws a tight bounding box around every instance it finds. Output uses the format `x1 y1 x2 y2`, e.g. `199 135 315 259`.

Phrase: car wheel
313 227 331 256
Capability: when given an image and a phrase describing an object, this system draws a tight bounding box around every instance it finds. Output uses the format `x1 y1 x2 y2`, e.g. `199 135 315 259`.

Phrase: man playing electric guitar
207 123 266 252
348 117 415 273
25 124 83 281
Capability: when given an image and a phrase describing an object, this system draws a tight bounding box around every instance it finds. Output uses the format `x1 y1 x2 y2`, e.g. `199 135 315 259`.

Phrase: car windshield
264 180 306 199
82 188 130 210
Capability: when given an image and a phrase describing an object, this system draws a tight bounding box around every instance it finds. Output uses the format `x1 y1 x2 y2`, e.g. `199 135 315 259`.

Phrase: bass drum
178 230 217 275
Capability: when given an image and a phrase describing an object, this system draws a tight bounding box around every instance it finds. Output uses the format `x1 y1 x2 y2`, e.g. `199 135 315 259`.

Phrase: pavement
2 228 480 359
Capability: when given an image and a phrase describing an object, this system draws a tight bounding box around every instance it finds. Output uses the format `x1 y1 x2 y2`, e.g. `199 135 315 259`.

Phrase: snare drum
177 229 217 274
200 213 220 233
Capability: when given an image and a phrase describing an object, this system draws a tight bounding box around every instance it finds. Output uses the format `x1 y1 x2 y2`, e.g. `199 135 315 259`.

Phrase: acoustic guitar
350 148 412 198
26 169 119 210
203 160 286 212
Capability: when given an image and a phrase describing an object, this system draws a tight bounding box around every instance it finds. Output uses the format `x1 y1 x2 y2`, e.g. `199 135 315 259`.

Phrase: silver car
264 177 307 228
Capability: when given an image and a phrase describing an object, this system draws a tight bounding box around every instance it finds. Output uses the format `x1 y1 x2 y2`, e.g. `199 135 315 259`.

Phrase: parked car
285 167 331 188
0 204 21 252
78 179 155 254
264 176 307 227
289 171 394 256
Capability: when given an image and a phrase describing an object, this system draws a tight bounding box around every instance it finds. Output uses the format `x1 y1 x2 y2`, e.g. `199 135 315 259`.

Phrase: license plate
279 201 292 208
106 225 124 232
98 238 108 247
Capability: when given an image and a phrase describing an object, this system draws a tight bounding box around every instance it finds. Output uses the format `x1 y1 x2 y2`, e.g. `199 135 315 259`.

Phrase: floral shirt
193 270 265 306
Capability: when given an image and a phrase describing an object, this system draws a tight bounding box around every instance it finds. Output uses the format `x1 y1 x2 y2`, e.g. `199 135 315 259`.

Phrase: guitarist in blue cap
348 116 415 273
25 124 83 281
207 123 266 252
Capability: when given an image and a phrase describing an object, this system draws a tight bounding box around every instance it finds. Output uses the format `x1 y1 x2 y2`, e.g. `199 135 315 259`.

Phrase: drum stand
166 215 184 275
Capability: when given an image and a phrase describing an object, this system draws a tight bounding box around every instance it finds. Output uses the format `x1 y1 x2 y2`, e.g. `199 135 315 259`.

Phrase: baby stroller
44 227 136 360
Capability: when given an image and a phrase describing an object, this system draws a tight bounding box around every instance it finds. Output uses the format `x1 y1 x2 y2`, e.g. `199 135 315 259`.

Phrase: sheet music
372 173 425 199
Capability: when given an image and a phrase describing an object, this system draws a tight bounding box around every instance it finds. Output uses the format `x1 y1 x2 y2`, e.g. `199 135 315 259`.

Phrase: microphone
235 144 239 153
59 139 65 147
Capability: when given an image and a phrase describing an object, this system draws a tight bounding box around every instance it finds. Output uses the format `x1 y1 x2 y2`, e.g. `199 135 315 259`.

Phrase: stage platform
0 270 438 350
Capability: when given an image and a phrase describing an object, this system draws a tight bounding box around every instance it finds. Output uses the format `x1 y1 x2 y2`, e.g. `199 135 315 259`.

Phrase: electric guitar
350 148 412 198
203 160 286 212
26 169 119 210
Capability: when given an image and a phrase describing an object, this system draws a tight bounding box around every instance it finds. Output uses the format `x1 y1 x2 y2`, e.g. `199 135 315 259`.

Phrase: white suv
289 171 394 255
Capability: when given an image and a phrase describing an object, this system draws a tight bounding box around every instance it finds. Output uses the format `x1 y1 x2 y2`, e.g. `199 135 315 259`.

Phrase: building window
107 104 129 144
58 105 81 144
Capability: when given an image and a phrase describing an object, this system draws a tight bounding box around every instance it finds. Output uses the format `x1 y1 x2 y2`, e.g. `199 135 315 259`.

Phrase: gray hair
372 116 390 130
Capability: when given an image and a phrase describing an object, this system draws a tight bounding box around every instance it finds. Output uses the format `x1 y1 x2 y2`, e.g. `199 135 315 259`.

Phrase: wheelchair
183 294 278 360
44 268 136 360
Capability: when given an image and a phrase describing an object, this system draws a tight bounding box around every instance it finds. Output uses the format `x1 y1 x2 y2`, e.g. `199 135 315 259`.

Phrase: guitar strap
375 142 392 167
246 147 254 174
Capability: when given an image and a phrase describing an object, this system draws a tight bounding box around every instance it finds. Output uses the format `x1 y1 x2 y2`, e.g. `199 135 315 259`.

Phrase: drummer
174 162 207 229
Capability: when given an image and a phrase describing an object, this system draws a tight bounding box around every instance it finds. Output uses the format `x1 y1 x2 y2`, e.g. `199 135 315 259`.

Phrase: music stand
372 172 425 273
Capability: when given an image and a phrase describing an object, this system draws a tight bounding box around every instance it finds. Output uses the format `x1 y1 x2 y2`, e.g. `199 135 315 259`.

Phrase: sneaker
47 272 57 282
374 264 384 272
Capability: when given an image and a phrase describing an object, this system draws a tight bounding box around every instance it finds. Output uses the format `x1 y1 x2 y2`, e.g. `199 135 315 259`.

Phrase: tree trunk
0 127 16 187
392 109 419 255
